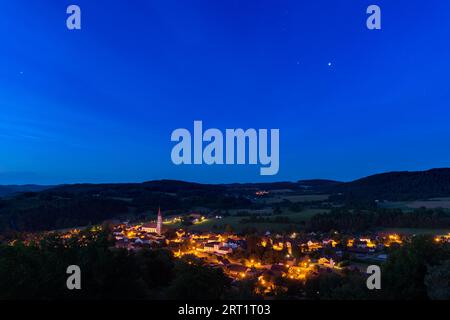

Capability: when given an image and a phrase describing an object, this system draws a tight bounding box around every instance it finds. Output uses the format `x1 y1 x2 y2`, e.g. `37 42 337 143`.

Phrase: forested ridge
2 168 450 233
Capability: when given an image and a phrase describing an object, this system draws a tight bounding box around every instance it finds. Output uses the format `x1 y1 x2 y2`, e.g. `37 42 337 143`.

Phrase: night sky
1 0 450 184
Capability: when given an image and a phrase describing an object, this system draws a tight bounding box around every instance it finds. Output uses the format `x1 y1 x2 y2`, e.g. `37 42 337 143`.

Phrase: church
142 207 164 235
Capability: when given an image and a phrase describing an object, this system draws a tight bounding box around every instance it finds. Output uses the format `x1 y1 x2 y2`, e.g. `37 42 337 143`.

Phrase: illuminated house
307 240 322 251
216 246 232 255
385 234 402 246
322 239 338 248
435 233 450 243
358 238 377 248
203 242 220 252
203 242 232 255
226 264 249 278
318 257 335 268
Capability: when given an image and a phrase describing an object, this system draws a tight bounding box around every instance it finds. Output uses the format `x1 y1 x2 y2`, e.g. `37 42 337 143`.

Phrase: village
4 206 450 298
107 208 450 295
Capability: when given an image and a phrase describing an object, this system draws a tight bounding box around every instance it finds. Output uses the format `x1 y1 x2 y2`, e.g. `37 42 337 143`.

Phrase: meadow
186 208 328 233
256 194 329 205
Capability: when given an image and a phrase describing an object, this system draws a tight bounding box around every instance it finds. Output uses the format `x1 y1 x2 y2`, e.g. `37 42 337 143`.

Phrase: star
328 62 332 67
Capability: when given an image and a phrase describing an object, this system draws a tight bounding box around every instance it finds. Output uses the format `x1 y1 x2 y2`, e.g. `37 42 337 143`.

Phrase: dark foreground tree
425 259 450 300
163 255 231 299
382 235 450 300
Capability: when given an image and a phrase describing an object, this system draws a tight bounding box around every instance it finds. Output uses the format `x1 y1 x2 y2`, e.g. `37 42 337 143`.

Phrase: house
226 264 249 278
270 264 288 276
322 239 338 247
347 246 374 254
216 246 232 255
224 239 240 249
217 257 231 265
203 241 233 255
285 258 297 267
373 254 388 262
307 240 322 251
189 213 203 219
203 241 221 253
318 257 335 268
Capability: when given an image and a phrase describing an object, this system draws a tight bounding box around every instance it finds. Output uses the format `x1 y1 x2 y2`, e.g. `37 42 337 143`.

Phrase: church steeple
156 207 162 235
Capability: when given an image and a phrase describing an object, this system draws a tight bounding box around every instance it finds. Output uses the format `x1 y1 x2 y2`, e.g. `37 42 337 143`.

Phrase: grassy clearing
188 218 294 233
271 208 329 223
179 208 328 233
259 194 329 204
228 208 273 215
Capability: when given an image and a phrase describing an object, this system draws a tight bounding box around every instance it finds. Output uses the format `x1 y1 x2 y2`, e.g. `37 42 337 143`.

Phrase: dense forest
0 194 128 233
0 228 239 300
0 181 253 233
308 208 450 232
2 168 450 233
0 185 50 197
331 168 450 202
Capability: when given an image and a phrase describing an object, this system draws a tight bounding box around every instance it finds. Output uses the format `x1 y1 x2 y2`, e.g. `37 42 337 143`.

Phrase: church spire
156 207 162 235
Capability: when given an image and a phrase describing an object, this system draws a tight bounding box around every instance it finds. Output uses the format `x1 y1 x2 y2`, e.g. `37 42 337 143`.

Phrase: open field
228 208 274 215
182 208 328 233
188 216 286 233
282 209 328 222
257 194 329 204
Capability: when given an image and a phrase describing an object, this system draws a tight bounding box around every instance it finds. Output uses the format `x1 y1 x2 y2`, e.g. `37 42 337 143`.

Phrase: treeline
308 207 450 232
46 181 252 211
283 237 450 300
0 194 128 233
381 236 450 299
0 187 252 233
330 168 450 203
239 216 293 224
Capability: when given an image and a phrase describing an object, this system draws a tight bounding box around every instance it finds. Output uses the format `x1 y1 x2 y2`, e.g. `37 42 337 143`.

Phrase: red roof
142 223 157 228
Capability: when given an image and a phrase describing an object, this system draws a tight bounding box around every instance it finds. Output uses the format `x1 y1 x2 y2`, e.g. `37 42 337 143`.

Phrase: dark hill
297 179 342 192
46 179 221 195
3 169 450 232
332 168 450 201
298 179 342 187
0 185 51 198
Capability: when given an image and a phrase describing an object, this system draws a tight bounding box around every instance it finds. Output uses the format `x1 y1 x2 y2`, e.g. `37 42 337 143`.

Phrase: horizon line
1 167 450 187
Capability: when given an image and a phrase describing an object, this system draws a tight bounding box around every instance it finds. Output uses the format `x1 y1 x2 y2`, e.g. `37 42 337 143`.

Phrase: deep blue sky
1 0 450 184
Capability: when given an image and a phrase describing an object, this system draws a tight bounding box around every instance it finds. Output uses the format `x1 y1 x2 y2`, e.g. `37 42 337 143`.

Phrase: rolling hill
0 185 51 198
2 169 450 232
332 168 450 201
